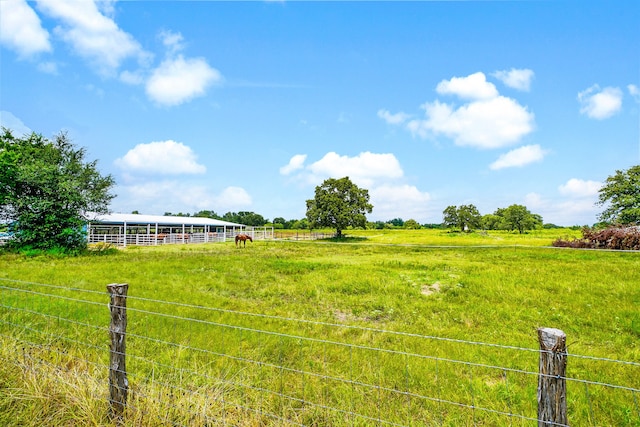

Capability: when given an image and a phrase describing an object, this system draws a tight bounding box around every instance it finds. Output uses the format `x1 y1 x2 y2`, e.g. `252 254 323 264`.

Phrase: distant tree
498 204 542 233
597 165 640 225
273 217 287 227
223 211 266 226
543 223 562 229
0 128 115 252
389 218 404 227
290 218 309 229
404 219 421 229
421 223 443 229
443 204 482 232
306 176 373 238
194 210 222 219
131 210 140 214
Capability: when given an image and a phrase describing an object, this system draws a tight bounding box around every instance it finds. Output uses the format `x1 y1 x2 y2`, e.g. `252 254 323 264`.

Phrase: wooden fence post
107 283 129 422
537 327 568 426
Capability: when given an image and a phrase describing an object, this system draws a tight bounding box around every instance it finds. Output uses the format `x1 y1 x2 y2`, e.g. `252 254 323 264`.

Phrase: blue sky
1 1 638 226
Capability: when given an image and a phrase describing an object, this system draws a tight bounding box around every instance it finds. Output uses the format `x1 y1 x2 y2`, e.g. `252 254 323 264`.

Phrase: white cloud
115 140 206 175
0 0 51 58
0 111 32 136
523 191 599 226
307 151 403 187
436 72 498 100
489 144 546 170
377 109 410 125
524 192 544 209
146 55 222 106
558 178 601 197
369 184 432 221
492 68 534 91
116 181 251 214
408 96 535 149
578 85 623 119
159 30 185 56
282 151 434 222
36 0 148 76
383 71 535 149
280 154 307 175
215 187 252 209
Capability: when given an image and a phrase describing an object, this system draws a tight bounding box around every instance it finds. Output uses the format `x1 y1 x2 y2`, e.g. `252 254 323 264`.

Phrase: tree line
2 127 639 252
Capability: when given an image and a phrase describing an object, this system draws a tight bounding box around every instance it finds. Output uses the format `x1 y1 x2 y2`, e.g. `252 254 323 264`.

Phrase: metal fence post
107 283 129 422
537 327 568 426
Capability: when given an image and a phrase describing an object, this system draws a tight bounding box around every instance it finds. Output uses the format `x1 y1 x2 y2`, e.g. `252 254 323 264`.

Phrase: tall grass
0 229 638 425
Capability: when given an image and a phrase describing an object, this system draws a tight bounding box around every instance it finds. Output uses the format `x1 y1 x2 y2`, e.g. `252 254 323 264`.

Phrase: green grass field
1 229 638 426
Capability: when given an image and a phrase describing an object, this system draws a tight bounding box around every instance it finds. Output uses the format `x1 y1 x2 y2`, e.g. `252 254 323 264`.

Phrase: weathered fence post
107 283 129 422
537 327 568 426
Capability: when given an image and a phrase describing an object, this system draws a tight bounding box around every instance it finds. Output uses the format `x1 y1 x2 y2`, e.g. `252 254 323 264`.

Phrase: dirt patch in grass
421 282 441 296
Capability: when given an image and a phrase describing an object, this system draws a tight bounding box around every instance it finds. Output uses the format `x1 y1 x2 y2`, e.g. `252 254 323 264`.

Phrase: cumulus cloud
36 0 148 76
307 152 403 187
2 2 222 107
377 109 411 125
116 181 251 214
369 184 432 221
558 178 602 197
0 0 51 58
578 85 623 119
408 96 534 149
435 72 498 100
282 150 434 222
280 154 307 175
382 71 535 149
524 178 602 226
115 140 206 175
492 68 534 91
489 144 546 170
143 29 222 106
146 55 222 106
215 186 253 208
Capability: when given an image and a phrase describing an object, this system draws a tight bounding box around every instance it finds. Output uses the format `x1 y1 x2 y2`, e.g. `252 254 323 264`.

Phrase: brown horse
235 233 253 247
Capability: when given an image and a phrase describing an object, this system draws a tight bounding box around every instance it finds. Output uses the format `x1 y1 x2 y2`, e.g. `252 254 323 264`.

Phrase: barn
86 213 272 247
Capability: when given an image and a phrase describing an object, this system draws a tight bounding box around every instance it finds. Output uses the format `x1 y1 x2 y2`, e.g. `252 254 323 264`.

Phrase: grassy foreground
0 229 638 426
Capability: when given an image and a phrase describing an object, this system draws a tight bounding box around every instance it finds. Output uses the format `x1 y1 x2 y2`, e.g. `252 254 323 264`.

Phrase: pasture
0 228 638 426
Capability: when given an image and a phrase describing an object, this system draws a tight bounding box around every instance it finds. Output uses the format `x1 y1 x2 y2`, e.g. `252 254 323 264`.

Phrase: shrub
552 226 640 250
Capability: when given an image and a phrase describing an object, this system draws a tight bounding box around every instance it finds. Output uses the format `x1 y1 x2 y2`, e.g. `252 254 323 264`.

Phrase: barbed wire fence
1 277 638 426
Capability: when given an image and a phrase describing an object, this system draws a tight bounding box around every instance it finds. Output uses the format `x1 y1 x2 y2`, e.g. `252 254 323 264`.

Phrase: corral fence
274 231 335 241
1 278 638 426
88 227 274 247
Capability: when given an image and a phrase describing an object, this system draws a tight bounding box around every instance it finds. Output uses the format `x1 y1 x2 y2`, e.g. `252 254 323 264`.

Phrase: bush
553 226 640 250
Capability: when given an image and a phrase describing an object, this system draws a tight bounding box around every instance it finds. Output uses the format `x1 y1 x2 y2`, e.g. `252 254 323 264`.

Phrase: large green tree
442 204 482 232
306 176 373 238
0 129 115 251
497 204 542 233
597 165 640 225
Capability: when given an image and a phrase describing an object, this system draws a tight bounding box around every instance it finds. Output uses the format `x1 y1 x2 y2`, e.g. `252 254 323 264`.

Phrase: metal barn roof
86 212 244 228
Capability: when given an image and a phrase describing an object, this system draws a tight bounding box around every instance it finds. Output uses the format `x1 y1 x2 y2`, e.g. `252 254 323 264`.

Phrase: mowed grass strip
0 229 638 426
